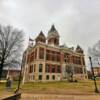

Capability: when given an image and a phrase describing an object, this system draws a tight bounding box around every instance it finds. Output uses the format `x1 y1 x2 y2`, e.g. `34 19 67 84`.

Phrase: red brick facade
22 25 87 82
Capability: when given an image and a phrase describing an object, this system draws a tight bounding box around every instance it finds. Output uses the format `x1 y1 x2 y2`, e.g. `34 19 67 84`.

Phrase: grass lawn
20 80 100 94
0 80 100 95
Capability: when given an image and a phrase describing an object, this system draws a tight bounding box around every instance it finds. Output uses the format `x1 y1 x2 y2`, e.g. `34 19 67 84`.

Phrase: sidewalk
0 91 13 99
0 90 100 100
22 93 100 100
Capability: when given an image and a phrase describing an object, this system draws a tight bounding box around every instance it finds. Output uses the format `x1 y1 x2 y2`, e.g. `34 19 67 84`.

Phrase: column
81 56 86 79
50 51 52 61
49 64 52 80
55 65 57 73
37 47 39 60
43 47 46 81
42 62 46 81
60 53 64 80
44 47 46 61
50 64 52 73
35 63 39 81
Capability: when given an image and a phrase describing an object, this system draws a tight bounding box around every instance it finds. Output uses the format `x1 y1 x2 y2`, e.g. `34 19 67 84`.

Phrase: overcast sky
0 0 100 69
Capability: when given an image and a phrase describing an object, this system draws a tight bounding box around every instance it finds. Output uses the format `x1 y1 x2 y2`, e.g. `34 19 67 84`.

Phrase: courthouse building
22 25 87 82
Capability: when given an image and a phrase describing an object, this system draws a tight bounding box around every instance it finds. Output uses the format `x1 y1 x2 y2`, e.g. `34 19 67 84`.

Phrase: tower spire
50 24 56 32
47 25 60 46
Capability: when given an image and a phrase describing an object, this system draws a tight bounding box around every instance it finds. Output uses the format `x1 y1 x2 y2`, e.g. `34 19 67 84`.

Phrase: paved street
22 94 100 100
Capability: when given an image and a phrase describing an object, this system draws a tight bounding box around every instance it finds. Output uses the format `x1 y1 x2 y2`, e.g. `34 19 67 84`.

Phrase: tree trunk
0 63 4 80
0 58 4 80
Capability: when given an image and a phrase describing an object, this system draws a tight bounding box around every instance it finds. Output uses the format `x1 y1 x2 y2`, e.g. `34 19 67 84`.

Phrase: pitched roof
48 25 59 38
49 24 56 32
36 31 46 40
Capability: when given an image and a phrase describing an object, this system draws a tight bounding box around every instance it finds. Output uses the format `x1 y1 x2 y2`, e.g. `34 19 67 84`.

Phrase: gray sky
0 0 100 69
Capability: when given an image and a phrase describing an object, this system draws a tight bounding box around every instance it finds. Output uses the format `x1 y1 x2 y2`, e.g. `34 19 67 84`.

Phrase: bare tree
88 40 100 58
88 40 100 66
0 25 24 80
66 66 73 82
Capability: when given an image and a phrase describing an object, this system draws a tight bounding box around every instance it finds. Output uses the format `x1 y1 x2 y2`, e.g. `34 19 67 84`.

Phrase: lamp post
89 56 99 93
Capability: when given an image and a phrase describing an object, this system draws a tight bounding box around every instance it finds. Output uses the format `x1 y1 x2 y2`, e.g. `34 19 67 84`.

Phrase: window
29 65 33 73
45 64 50 73
73 57 81 65
79 68 83 74
39 48 44 59
46 50 60 62
52 75 55 80
46 53 49 60
39 64 43 72
46 50 50 60
77 57 81 65
34 64 36 72
46 75 49 80
57 65 61 73
64 54 69 63
54 53 57 61
52 51 55 61
30 52 34 62
27 54 30 63
38 75 42 80
52 65 55 73
64 59 67 62
74 67 83 74
57 53 60 62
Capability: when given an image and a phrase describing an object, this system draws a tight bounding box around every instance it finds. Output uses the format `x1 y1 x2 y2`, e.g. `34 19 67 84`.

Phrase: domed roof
47 25 59 39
